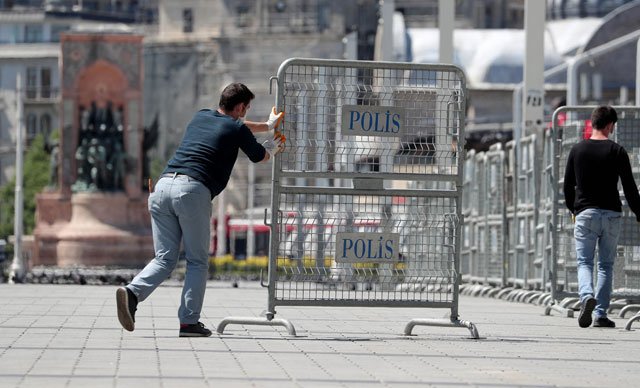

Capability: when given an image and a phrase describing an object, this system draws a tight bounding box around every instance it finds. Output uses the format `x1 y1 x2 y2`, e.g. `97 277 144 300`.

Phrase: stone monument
33 31 154 267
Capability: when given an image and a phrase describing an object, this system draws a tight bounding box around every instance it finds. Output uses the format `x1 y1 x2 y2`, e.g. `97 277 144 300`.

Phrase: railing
23 87 60 102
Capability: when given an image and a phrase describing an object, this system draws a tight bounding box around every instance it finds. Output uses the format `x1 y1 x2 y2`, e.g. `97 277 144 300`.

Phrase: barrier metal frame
546 106 640 321
485 144 508 287
217 58 479 338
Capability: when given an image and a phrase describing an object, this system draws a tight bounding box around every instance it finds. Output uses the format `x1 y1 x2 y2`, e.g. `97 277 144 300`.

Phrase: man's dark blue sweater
163 109 266 198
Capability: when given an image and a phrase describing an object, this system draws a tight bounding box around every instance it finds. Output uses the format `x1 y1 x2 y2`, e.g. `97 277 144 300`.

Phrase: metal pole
10 74 24 284
636 39 640 106
523 0 545 136
376 0 394 61
343 30 357 61
438 0 454 63
216 191 226 256
247 163 255 258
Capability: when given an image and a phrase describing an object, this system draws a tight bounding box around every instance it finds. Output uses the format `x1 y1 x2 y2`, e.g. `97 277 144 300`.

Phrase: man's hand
262 131 286 158
266 107 284 131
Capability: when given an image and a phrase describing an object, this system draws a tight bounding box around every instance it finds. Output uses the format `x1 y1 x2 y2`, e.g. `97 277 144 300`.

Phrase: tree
0 133 50 239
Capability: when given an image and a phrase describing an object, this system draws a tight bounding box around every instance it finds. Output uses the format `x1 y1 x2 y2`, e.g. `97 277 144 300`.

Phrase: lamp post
9 74 25 284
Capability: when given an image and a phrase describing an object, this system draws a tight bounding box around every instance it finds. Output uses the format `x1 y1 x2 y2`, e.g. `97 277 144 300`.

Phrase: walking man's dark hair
219 83 255 111
591 106 618 130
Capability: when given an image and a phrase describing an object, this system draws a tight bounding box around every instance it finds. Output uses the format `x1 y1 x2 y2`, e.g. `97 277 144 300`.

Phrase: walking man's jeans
574 208 621 318
127 175 212 324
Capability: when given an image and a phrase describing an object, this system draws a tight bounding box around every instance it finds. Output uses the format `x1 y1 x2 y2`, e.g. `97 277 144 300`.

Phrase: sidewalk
0 282 638 387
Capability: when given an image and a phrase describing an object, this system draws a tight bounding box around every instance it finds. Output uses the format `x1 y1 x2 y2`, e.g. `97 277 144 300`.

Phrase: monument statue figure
72 138 91 192
87 138 108 191
73 100 129 192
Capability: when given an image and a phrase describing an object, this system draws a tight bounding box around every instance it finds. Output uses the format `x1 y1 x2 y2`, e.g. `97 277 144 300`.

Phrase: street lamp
9 74 25 284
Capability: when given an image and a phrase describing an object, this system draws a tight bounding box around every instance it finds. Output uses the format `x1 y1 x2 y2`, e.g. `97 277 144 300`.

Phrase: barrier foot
496 287 513 300
545 302 574 318
560 297 579 309
624 313 640 331
404 318 480 339
216 316 297 336
619 304 640 318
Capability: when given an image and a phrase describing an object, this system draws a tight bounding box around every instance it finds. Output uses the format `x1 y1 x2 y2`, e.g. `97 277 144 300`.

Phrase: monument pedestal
32 31 153 269
34 192 153 267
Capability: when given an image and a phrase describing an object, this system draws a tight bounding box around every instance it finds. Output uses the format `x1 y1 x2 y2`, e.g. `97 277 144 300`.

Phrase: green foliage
0 134 50 239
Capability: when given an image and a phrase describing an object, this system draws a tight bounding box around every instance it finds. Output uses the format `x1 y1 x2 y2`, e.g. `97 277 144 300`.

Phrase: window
41 68 51 98
40 114 51 137
26 67 37 99
26 113 37 140
24 24 43 43
182 8 193 33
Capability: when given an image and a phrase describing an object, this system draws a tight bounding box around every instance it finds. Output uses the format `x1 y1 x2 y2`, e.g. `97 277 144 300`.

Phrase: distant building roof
70 23 135 34
403 18 603 86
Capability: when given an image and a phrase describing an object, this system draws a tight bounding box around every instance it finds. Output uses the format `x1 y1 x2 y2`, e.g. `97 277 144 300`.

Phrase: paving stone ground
0 282 638 387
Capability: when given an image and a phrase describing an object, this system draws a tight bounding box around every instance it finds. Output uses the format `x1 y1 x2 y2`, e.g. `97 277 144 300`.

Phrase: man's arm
563 150 576 214
245 120 270 134
245 108 284 134
618 147 640 220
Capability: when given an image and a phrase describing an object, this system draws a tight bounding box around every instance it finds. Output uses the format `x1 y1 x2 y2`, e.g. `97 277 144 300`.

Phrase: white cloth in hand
266 107 284 130
262 135 284 158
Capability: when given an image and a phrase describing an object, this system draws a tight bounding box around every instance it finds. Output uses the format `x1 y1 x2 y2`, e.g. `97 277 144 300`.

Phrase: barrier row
461 106 640 330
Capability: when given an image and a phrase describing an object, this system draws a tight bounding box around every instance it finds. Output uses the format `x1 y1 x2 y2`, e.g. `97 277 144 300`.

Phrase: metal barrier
537 128 555 293
466 151 486 285
460 149 476 279
217 58 478 338
546 106 640 319
507 135 539 289
485 144 508 287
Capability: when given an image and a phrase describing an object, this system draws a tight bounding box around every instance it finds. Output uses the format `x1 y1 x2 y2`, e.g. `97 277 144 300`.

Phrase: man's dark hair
218 83 255 111
591 105 618 130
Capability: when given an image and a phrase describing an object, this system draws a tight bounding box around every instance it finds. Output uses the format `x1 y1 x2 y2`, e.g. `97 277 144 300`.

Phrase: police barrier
546 106 640 323
537 129 555 293
460 149 477 279
217 58 478 338
456 129 555 305
460 144 507 293
485 144 508 287
465 151 486 285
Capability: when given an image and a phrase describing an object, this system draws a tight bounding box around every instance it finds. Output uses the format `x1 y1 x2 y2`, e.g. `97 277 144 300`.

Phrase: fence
217 58 479 338
460 105 640 330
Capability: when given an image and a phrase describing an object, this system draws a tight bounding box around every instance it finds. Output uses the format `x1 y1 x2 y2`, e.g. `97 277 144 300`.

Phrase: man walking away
564 105 640 328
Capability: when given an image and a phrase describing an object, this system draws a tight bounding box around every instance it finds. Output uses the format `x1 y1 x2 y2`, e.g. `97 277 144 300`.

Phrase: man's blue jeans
574 208 621 318
127 174 212 324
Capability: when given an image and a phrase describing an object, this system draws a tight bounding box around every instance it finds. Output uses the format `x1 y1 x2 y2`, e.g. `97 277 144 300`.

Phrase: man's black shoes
578 296 596 328
179 322 212 337
593 317 616 328
116 287 138 332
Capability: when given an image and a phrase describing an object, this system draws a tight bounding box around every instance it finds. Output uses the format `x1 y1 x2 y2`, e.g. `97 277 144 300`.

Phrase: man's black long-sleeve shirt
563 139 640 220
